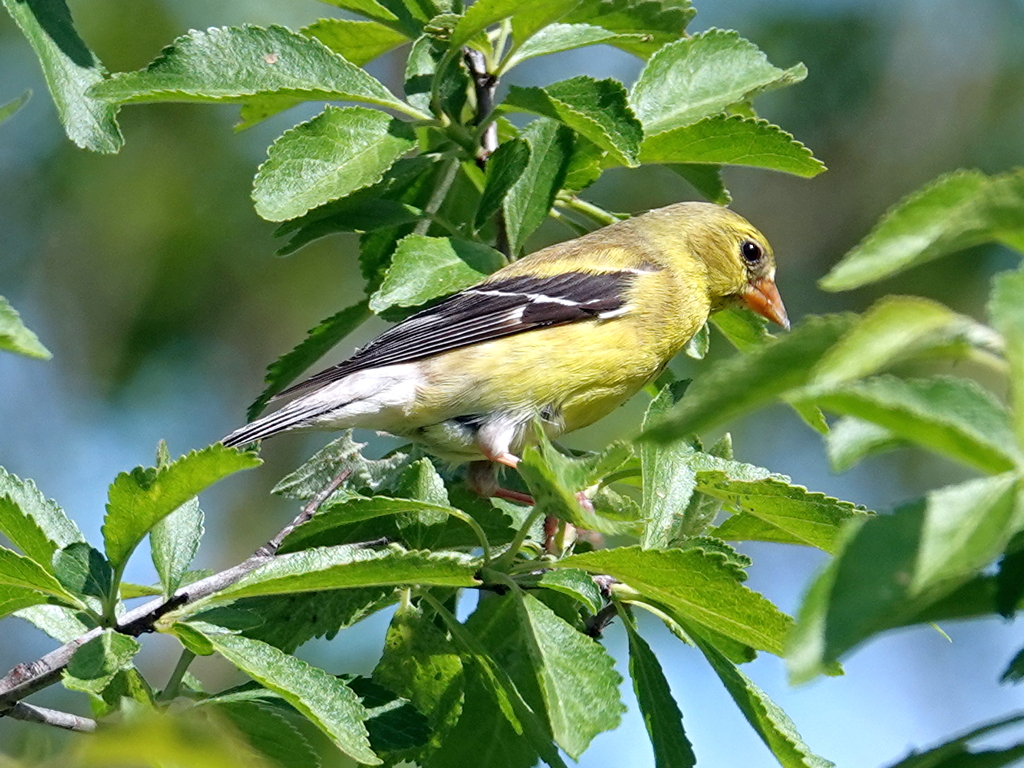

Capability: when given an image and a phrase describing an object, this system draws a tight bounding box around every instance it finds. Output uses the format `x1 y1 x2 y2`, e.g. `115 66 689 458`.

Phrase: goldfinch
223 202 788 502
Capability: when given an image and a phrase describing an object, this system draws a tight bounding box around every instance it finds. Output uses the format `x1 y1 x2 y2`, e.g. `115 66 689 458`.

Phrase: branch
4 702 96 733
464 48 510 258
0 469 357 714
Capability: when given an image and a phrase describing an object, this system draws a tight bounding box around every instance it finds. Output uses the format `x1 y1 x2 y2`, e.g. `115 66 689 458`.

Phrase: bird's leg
466 460 534 505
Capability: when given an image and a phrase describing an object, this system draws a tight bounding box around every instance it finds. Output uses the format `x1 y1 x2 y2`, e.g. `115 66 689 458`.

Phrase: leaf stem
555 196 623 227
157 648 196 702
493 505 545 572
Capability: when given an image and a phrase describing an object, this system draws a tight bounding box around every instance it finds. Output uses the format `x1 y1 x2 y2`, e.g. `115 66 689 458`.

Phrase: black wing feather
276 270 641 398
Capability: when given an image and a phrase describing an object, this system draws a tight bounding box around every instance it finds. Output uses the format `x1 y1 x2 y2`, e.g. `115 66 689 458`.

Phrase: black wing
276 270 642 398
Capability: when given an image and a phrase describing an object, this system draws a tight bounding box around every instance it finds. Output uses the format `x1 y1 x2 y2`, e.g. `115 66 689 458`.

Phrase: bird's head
650 203 790 330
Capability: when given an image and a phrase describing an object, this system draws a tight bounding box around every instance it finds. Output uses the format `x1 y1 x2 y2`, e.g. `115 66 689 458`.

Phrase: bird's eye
740 240 763 265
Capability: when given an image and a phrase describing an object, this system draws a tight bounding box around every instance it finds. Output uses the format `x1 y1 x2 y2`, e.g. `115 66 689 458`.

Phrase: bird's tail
222 399 332 447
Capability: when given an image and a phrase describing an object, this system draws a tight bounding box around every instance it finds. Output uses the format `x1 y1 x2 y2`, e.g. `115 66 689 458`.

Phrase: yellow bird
223 202 788 503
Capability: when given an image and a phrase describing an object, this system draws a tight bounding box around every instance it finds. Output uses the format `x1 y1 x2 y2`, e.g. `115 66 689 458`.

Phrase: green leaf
502 23 632 71
0 545 83 611
15 604 92 643
476 139 531 228
303 18 410 66
0 296 51 359
52 542 113 601
562 135 606 194
90 25 427 120
469 591 624 759
247 301 371 420
669 164 731 204
622 610 696 768
373 603 466 763
370 235 505 313
319 0 402 25
644 314 856 442
691 627 833 768
103 445 261 573
990 267 1024 450
710 306 772 351
697 474 869 553
558 546 792 654
562 0 695 58
1 0 122 151
504 77 642 167
788 473 1022 682
629 29 806 134
519 434 636 534
0 90 30 125
200 629 379 765
215 700 323 768
253 106 416 222
150 497 204 597
811 296 1003 387
200 545 479 606
63 629 141 695
347 676 432 755
0 470 83 572
793 375 1019 475
820 169 1024 291
450 0 579 50
640 115 825 178
503 119 574 254
824 417 904 473
272 431 409 500
884 713 1024 768
519 569 604 614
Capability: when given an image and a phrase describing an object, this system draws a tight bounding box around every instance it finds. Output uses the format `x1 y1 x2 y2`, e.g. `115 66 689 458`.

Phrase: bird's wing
276 269 645 398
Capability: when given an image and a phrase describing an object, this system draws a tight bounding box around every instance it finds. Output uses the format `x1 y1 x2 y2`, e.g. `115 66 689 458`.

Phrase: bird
223 202 788 504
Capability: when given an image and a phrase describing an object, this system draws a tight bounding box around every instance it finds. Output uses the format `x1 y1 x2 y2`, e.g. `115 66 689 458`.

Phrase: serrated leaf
319 0 401 25
630 29 806 134
247 302 370 420
519 569 604 614
691 627 833 768
820 169 1024 291
0 296 51 359
0 546 83 612
793 375 1019 475
346 676 432 755
622 611 696 768
200 630 379 765
990 267 1024 450
370 235 505 312
199 545 479 606
103 445 261 572
563 135 606 194
884 713 1024 768
272 431 409 500
0 468 83 569
216 700 323 768
15 604 92 642
1 0 122 151
373 603 466 763
644 314 856 442
710 306 772 351
557 546 792 654
788 473 1022 682
519 434 636 534
476 139 531 228
90 25 426 119
150 497 204 597
0 90 30 125
303 18 410 66
824 417 904 472
64 629 141 695
696 473 869 553
52 542 113 601
503 118 574 254
641 115 825 178
470 591 624 758
504 77 642 167
253 106 416 221
669 163 731 204
502 23 632 71
450 0 578 50
562 0 695 58
812 296 1003 387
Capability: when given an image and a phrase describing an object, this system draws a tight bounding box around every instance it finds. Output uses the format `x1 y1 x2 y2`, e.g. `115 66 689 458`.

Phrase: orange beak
742 276 790 330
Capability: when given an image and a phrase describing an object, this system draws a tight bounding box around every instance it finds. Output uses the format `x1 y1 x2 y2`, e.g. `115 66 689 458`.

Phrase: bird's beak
742 277 790 330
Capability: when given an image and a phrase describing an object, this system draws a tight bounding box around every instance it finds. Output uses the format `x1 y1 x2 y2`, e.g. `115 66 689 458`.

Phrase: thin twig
3 702 96 733
464 48 510 258
0 467 355 715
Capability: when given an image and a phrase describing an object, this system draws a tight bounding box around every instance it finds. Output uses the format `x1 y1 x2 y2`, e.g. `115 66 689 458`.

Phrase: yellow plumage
223 202 788 502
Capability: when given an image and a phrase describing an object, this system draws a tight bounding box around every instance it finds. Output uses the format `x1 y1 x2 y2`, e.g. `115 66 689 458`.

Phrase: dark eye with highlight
740 240 763 265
